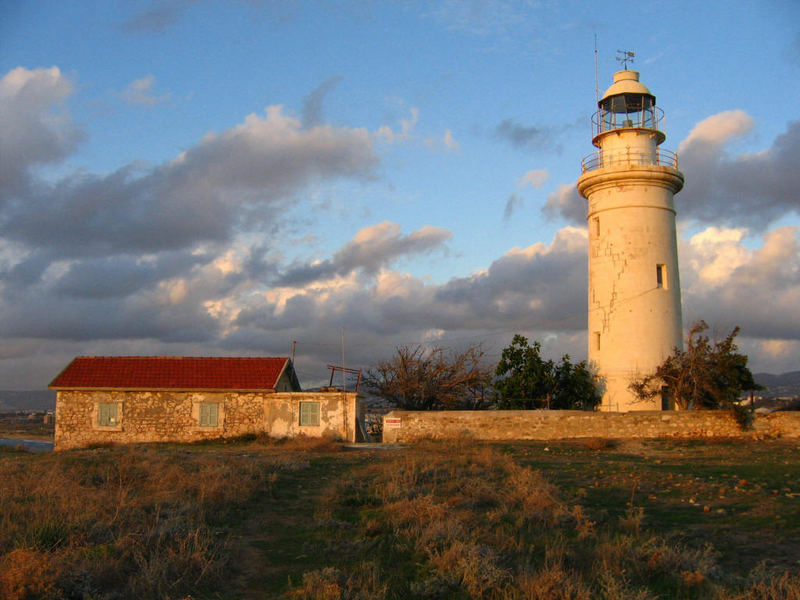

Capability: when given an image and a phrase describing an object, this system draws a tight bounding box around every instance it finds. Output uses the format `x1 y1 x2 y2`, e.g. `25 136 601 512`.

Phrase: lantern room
592 70 665 146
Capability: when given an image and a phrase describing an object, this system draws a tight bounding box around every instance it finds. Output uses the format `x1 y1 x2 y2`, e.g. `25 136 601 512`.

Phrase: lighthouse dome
600 70 653 103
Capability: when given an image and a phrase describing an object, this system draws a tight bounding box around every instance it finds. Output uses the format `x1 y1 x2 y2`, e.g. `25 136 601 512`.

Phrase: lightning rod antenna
594 34 599 104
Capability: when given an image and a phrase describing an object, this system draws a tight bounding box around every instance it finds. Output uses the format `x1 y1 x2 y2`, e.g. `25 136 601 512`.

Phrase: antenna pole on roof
291 340 296 363
341 327 346 394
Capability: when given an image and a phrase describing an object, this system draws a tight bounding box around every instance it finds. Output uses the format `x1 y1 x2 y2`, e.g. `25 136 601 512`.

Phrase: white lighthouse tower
577 68 684 411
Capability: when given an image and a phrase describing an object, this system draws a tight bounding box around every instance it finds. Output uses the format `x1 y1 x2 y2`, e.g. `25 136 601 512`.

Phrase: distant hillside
0 390 56 411
753 371 800 398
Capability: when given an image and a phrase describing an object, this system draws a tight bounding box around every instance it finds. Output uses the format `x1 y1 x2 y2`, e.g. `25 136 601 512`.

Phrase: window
593 332 601 351
199 402 219 427
97 402 118 427
656 264 667 289
592 217 600 237
299 401 320 426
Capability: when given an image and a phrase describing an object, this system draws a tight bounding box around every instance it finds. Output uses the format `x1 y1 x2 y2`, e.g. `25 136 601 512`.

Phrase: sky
1 0 799 390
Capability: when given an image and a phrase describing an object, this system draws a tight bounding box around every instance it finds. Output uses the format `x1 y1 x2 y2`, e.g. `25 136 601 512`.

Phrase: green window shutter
299 402 320 426
199 403 219 427
98 403 117 427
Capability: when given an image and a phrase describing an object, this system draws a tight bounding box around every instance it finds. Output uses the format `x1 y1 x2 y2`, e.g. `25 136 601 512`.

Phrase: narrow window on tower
656 264 667 289
593 332 601 351
592 217 600 238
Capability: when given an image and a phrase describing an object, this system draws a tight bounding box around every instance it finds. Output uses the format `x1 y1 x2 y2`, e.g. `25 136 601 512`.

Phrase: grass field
1 436 798 599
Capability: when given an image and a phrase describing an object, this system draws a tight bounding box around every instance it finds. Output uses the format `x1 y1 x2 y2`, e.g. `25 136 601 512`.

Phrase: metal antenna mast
594 34 599 103
616 49 635 70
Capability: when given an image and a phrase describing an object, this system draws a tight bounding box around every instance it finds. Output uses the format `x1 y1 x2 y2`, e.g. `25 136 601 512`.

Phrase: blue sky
1 0 799 389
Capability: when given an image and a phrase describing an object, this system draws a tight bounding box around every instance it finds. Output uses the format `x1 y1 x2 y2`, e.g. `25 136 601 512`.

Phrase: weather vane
616 50 635 69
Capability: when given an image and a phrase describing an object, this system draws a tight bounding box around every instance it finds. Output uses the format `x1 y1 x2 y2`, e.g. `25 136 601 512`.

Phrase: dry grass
290 439 800 600
3 437 799 599
0 444 298 599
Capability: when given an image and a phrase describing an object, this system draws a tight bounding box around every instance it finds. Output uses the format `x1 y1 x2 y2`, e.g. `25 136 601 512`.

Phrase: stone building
50 356 363 450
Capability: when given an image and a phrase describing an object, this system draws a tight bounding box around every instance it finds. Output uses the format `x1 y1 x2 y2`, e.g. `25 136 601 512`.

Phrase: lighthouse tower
577 69 684 411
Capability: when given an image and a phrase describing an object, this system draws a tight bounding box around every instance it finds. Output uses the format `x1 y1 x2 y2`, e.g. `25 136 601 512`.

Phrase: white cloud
2 64 800 387
377 107 419 143
543 112 800 231
682 225 800 347
677 113 800 228
687 226 749 287
2 103 378 256
543 182 583 224
443 129 459 150
518 169 549 189
0 66 83 201
677 110 754 154
120 74 171 106
276 221 452 286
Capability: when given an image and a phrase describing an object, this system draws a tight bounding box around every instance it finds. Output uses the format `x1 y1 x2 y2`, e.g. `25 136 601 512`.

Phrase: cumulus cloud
2 64 799 387
677 110 755 154
276 221 452 286
677 112 800 228
519 169 548 189
0 64 382 383
544 112 800 231
682 225 800 342
0 66 84 202
543 182 584 224
239 226 588 343
1 104 377 258
684 226 749 286
434 227 588 331
228 225 590 381
121 74 171 106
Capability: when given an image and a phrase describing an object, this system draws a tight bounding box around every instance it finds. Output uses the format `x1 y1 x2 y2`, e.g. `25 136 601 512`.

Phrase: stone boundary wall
55 390 360 450
381 409 800 443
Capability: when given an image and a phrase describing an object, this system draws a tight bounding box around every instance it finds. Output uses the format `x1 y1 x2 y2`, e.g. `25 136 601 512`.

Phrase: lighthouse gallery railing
581 148 679 174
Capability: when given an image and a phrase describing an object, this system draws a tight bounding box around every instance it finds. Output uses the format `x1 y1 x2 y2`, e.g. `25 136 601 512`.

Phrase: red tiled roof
49 356 291 391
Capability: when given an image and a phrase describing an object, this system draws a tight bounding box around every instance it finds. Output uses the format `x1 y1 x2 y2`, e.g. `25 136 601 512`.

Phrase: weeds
2 437 798 599
0 444 292 599
293 440 800 599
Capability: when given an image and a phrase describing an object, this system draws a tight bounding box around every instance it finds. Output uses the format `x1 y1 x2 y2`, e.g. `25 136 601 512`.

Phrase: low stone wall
55 390 361 450
381 409 800 443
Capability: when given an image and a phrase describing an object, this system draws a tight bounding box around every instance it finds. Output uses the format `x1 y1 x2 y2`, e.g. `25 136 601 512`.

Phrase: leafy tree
364 344 494 410
494 335 601 410
628 320 761 414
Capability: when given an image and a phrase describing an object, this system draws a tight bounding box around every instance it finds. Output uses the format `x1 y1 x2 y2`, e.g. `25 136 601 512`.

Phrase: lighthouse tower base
597 373 663 412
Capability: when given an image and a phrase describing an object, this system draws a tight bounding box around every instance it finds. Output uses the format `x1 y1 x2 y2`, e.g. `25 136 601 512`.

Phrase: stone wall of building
381 409 800 443
55 390 360 450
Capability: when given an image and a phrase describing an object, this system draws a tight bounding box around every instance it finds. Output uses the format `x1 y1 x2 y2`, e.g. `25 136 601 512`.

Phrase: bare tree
364 344 494 410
